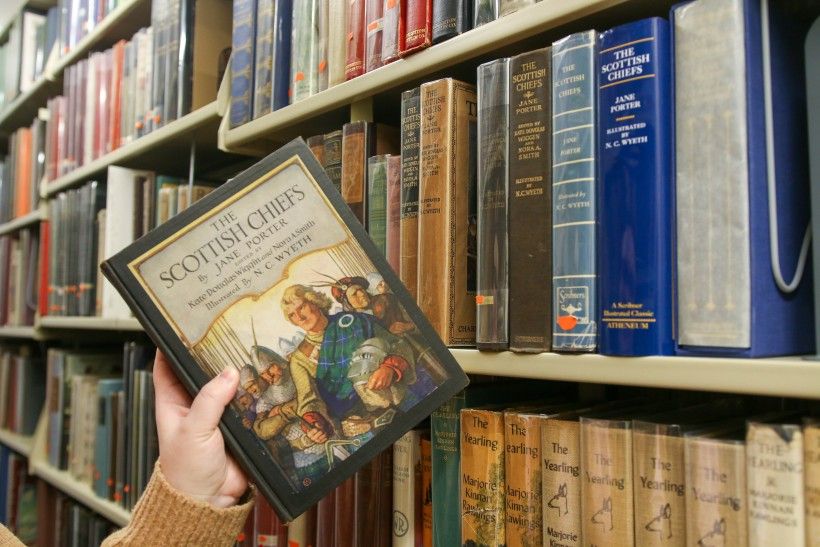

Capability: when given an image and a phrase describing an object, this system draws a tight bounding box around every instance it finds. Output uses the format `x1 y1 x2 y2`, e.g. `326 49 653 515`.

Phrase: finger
153 351 193 409
186 367 240 435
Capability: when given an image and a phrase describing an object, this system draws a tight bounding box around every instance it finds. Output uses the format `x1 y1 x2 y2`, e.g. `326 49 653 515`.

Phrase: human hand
153 351 248 508
367 367 395 390
306 427 328 444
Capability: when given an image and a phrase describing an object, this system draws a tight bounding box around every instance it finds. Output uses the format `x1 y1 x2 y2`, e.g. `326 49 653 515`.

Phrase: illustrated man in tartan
280 283 424 478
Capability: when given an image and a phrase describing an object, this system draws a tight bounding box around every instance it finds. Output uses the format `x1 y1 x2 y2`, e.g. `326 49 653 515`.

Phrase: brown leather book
417 78 477 346
341 121 398 224
354 448 394 546
334 477 356 547
315 491 337 547
307 134 325 165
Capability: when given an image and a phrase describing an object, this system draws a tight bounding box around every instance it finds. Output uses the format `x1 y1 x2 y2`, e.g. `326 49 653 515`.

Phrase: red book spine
400 0 432 55
110 41 126 151
345 0 366 80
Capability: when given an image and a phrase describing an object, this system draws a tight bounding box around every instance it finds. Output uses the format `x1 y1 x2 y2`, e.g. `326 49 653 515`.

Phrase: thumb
187 367 239 435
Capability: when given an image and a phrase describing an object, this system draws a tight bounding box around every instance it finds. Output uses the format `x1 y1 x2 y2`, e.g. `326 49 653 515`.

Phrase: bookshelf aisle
0 0 817 545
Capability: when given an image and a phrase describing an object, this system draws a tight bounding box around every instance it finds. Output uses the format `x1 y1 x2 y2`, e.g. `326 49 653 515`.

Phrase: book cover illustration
101 139 468 519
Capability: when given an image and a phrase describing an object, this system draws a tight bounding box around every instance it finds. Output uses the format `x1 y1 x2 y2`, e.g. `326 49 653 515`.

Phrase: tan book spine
393 430 422 547
341 121 367 223
542 418 581 546
684 437 747 547
505 412 543 546
580 419 634 546
461 408 505 545
632 430 686 547
417 78 477 345
421 435 433 547
746 422 804 546
806 422 820 546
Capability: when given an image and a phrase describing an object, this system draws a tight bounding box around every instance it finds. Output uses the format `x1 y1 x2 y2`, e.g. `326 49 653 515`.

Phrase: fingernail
220 368 235 381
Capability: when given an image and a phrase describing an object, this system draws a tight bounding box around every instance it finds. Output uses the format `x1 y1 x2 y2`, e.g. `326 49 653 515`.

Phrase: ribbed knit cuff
102 462 254 546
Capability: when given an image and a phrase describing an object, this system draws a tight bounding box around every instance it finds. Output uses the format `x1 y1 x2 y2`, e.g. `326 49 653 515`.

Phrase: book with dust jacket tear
100 138 469 521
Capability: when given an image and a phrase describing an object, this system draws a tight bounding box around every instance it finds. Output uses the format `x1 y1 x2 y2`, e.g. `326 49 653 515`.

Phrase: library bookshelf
0 0 816 533
0 429 33 458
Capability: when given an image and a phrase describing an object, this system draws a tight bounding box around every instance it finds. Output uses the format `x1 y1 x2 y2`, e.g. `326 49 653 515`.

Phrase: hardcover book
345 0 367 80
431 0 471 44
400 88 421 300
508 47 552 353
101 139 468 521
672 0 816 356
551 30 598 352
598 18 674 356
401 0 432 55
229 0 256 127
805 418 820 546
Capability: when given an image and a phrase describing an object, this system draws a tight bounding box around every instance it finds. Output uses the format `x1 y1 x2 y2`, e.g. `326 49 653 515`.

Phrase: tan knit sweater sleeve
0 523 24 546
102 462 254 546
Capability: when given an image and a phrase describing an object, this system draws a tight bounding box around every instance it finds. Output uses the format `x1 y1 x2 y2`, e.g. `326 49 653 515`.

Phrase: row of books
229 0 542 127
0 447 36 544
43 170 215 318
300 0 816 359
429 385 820 547
0 345 44 436
41 0 231 182
0 115 46 223
44 343 158 510
0 229 39 328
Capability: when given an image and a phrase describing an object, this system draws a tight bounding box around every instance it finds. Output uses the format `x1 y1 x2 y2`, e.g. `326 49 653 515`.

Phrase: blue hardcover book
93 379 124 499
229 0 257 127
672 0 815 357
552 30 598 352
0 446 8 523
598 18 674 356
272 0 293 111
253 0 274 118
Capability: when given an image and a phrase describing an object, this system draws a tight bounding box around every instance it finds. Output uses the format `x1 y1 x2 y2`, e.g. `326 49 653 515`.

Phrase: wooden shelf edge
0 429 34 456
38 316 143 331
222 0 629 149
0 209 44 236
45 0 148 81
452 349 820 399
0 75 54 130
43 101 220 197
0 326 46 340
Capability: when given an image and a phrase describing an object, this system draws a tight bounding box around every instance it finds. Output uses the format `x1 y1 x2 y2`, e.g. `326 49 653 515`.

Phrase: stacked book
44 343 159 511
36 479 117 546
0 344 44 436
229 0 543 127
0 113 46 223
0 7 56 109
43 0 231 183
0 228 39 328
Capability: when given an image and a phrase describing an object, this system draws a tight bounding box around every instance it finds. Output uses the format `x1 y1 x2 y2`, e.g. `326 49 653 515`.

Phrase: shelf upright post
807 16 820 357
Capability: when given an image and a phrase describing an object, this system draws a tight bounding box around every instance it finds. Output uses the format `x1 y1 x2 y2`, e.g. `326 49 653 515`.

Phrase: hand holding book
153 351 249 509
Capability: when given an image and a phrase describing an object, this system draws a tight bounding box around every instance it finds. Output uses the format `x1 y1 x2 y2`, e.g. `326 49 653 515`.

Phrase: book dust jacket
101 139 469 520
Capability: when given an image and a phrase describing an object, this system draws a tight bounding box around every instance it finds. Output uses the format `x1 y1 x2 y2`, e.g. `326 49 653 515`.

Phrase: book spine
431 392 465 547
382 0 401 64
327 0 348 87
341 121 368 223
401 0 431 55
322 130 343 193
473 0 497 27
632 429 686 547
746 423 805 545
673 0 752 350
163 0 181 125
291 0 318 102
316 0 329 92
399 87 421 301
366 155 388 254
580 418 635 545
421 434 433 547
476 58 509 350
307 134 325 164
272 0 292 111
385 154 402 273
365 0 384 72
551 30 598 352
431 0 471 44
598 18 674 356
504 412 543 547
393 430 422 547
334 477 356 547
684 438 748 546
508 47 552 353
807 422 820 546
461 408 506 546
315 491 336 547
253 0 275 118
354 449 393 545
230 0 256 127
286 506 317 547
345 0 366 80
541 418 581 546
417 78 477 346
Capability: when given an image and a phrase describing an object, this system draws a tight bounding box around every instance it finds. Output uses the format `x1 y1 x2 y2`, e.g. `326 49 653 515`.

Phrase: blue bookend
672 0 815 357
598 18 675 356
